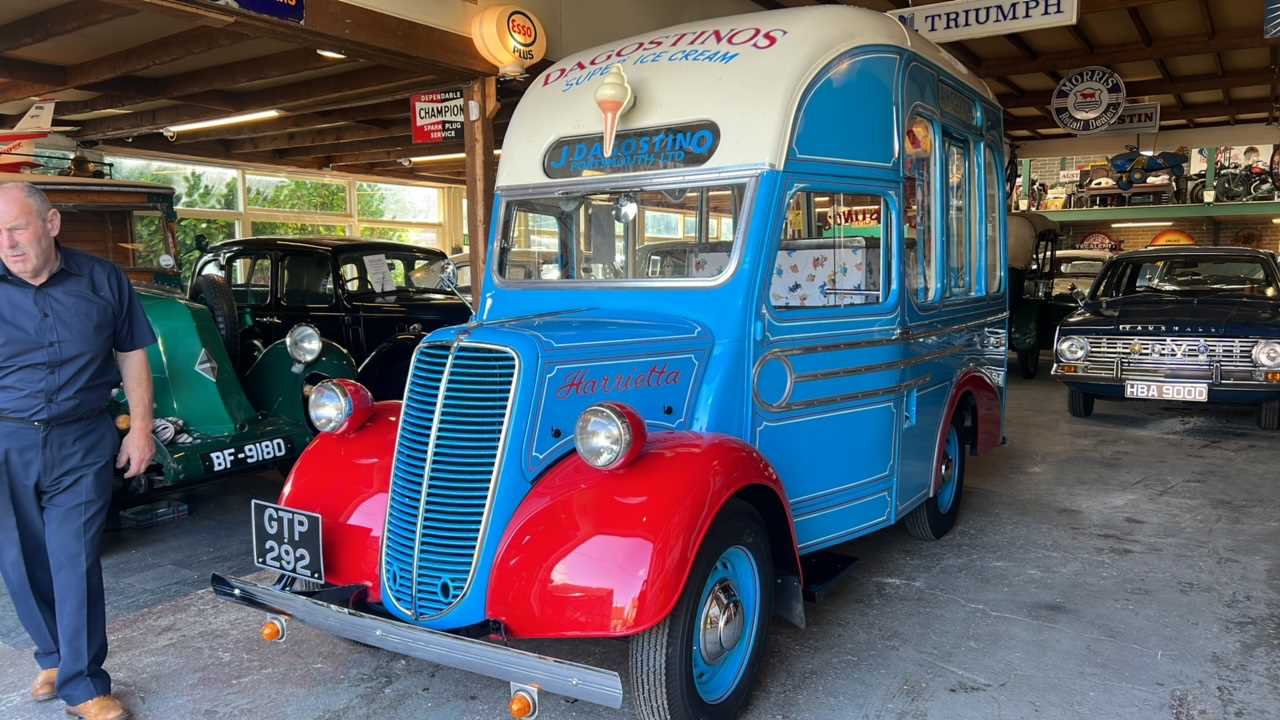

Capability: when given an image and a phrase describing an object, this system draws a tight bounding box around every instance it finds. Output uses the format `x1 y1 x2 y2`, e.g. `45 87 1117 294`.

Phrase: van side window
770 191 884 309
228 253 270 306
904 116 937 303
984 147 1002 294
945 139 974 296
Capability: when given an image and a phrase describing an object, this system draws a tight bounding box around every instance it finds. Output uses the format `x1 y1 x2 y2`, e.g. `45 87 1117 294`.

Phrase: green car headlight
286 323 323 364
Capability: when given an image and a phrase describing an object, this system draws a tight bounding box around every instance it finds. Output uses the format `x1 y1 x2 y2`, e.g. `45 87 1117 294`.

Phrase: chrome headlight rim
308 379 353 433
285 323 323 364
1252 339 1280 369
1057 335 1090 362
574 403 633 470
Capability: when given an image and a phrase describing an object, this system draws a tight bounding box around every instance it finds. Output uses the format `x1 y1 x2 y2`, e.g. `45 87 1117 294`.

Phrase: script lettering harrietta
556 364 683 399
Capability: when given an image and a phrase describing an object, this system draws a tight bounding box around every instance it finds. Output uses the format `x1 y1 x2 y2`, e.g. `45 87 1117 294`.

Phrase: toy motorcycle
1109 145 1188 191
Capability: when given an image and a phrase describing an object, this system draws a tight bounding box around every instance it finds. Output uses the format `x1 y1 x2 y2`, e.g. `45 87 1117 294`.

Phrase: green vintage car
3 173 357 500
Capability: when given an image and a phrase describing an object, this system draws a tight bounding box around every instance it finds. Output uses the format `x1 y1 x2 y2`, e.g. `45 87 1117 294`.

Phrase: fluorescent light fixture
1111 221 1173 228
164 110 283 134
316 49 347 59
1271 218 1280 224
407 149 502 163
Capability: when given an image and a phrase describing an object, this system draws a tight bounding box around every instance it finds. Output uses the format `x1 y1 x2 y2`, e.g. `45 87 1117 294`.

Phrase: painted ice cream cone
594 65 633 158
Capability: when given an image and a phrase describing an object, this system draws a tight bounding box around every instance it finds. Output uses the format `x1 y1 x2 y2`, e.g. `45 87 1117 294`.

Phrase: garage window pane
359 224 443 250
247 174 347 214
251 221 346 236
131 216 236 282
108 156 239 211
357 182 442 223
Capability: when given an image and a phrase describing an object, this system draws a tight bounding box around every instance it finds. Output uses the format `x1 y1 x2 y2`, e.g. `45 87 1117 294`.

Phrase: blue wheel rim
936 425 960 515
691 545 760 704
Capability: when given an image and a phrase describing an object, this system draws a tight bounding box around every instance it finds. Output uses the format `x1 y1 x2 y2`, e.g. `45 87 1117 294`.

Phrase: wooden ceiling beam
56 49 351 116
226 121 410 153
1006 99 1274 132
75 69 433 139
998 69 1276 109
0 27 251 103
273 134 414 160
101 0 492 77
1127 7 1153 48
0 1 138 53
979 31 1280 78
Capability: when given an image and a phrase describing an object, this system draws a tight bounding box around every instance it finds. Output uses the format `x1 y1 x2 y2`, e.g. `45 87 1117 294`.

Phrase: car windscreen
1093 254 1280 300
497 183 745 283
336 250 450 297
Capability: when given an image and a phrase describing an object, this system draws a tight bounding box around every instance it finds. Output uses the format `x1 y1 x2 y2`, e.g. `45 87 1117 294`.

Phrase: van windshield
498 183 745 282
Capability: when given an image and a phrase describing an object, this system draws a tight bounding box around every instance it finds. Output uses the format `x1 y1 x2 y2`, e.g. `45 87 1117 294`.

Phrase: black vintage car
1051 245 1280 429
190 237 470 399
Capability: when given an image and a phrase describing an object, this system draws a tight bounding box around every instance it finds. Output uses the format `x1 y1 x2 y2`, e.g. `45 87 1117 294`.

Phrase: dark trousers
0 413 116 705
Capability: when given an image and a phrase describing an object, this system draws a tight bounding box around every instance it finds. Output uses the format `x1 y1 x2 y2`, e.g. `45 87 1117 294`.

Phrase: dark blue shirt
0 247 156 423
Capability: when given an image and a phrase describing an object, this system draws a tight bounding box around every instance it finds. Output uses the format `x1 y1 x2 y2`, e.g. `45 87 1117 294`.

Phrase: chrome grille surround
1060 335 1266 383
381 340 518 621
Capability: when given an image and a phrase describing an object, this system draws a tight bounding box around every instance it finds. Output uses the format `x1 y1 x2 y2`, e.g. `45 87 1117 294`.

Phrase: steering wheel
344 275 373 292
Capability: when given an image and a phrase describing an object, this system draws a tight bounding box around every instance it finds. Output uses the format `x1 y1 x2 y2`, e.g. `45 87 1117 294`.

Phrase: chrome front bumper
210 573 624 709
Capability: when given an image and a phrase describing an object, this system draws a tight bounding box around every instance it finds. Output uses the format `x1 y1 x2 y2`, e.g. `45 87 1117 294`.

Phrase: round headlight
1253 340 1280 368
308 380 351 433
1057 335 1090 362
286 323 323 364
574 403 645 470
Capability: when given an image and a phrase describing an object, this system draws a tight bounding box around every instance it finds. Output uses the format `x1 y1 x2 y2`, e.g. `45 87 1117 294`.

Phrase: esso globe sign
471 5 546 77
1051 66 1126 135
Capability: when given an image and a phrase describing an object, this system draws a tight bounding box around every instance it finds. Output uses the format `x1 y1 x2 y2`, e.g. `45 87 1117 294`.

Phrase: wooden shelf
1039 201 1280 223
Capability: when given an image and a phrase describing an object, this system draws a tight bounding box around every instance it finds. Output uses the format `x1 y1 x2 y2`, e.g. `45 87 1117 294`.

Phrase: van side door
751 177 903 554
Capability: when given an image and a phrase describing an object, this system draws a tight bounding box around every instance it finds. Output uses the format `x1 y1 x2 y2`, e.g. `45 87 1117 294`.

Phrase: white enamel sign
1097 102 1162 135
889 0 1079 43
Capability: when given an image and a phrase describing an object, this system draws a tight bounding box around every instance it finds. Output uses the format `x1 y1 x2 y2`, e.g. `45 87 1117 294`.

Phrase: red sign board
411 88 465 145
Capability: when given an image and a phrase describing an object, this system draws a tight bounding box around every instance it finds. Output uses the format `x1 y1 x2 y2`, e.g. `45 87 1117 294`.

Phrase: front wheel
1017 348 1040 379
1068 388 1095 418
905 416 966 541
1258 399 1280 430
629 500 773 720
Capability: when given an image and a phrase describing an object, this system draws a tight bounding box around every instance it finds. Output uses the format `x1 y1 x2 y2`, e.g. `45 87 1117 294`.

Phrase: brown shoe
30 668 57 702
64 695 129 720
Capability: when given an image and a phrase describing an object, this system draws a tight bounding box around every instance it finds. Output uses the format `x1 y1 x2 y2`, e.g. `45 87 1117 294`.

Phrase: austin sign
1098 102 1161 135
889 0 1078 43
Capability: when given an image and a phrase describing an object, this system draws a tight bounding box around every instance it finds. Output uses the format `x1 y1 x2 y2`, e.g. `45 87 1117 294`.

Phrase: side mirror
1070 284 1087 306
193 233 209 253
414 257 472 312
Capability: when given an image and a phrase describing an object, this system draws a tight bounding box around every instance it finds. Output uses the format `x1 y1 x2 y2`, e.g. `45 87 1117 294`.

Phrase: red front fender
486 432 800 639
278 401 399 602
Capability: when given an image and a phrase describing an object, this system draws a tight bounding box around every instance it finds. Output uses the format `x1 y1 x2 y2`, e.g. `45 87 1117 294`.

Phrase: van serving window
770 191 885 309
945 139 975 297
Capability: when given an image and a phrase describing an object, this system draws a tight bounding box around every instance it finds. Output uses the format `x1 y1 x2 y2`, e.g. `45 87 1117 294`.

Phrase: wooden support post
1021 159 1033 209
464 76 499 310
1203 147 1216 204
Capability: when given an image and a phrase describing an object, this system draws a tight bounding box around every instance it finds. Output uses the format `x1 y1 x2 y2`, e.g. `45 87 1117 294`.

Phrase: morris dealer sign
1051 66 1127 135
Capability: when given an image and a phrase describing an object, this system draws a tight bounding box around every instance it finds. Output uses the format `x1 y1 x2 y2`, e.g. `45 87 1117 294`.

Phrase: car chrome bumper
210 573 624 709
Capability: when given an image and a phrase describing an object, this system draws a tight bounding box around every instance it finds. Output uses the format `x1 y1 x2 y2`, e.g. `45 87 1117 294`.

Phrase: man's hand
116 427 155 479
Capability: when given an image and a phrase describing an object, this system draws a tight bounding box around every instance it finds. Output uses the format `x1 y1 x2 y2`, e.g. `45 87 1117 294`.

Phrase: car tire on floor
1068 388 1095 418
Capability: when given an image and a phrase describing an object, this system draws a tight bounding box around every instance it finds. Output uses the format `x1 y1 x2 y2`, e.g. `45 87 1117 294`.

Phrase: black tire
194 274 239 362
629 500 773 720
1068 388 1095 418
905 413 966 541
1017 348 1040 379
1258 400 1280 430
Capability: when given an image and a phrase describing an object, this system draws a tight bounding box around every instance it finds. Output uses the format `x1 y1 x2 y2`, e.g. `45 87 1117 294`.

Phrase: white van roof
497 5 993 189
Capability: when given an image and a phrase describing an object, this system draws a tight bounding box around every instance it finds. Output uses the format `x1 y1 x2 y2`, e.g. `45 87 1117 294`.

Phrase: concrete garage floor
2 369 1278 719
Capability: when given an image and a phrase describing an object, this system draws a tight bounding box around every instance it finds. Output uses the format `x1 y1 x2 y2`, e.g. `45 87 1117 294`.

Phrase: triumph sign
889 0 1079 43
1051 66 1127 135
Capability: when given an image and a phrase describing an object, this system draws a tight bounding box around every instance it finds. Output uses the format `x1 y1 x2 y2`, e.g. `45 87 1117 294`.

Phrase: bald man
0 183 156 720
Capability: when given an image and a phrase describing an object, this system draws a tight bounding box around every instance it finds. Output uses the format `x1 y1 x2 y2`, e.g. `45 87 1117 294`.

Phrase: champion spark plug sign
411 89 465 145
